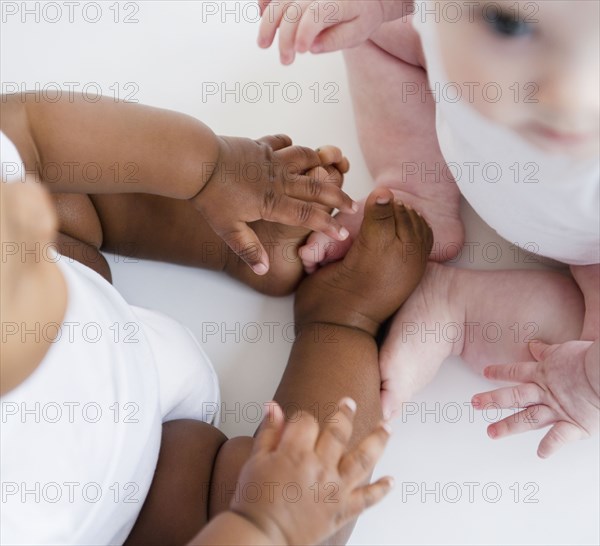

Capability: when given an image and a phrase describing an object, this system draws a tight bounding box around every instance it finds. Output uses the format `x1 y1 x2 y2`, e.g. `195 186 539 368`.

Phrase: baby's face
435 0 599 159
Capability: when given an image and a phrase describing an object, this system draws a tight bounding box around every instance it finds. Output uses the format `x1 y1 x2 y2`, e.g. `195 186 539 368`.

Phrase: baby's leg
125 420 227 546
380 264 585 416
344 19 463 261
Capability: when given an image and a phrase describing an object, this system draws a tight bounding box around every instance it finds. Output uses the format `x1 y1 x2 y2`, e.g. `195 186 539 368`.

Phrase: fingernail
386 477 395 488
471 397 481 409
381 421 392 435
488 427 497 439
253 262 269 275
339 227 350 240
351 201 359 212
341 397 357 413
376 195 391 205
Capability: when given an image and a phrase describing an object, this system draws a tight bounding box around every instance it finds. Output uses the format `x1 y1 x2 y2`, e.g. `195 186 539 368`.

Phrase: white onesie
1 131 220 545
412 1 600 265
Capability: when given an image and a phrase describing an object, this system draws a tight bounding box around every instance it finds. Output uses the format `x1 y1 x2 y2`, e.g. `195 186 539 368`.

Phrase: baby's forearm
1 92 219 199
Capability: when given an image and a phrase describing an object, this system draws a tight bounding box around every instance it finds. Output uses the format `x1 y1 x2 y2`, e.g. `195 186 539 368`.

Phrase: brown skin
1 92 354 274
53 187 431 545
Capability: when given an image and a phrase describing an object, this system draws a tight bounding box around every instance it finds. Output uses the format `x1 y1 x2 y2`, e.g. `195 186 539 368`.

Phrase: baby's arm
1 92 354 274
1 92 219 199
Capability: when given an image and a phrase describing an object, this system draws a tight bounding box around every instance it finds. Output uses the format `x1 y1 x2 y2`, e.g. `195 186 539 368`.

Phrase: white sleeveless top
1 131 220 544
412 2 600 265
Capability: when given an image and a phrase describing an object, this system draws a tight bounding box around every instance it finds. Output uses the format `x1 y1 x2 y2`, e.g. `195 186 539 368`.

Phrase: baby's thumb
217 222 270 275
528 340 554 362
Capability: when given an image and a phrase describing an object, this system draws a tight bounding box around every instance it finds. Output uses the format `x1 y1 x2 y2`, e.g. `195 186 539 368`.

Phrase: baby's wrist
294 283 380 337
228 508 289 546
188 134 226 205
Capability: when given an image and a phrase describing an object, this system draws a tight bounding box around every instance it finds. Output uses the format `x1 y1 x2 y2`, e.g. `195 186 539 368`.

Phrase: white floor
2 2 598 544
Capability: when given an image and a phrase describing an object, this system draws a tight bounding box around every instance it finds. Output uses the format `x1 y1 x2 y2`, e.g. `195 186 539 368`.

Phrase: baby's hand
230 399 393 545
472 340 600 458
258 0 397 64
191 135 355 275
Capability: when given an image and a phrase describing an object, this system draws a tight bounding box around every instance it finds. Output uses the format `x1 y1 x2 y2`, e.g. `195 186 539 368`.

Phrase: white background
1 1 598 544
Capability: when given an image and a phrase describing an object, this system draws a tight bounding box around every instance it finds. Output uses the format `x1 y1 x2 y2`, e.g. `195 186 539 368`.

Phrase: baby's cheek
436 22 535 130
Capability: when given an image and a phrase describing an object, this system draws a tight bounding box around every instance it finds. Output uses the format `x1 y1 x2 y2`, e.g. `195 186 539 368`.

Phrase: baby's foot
386 184 464 262
295 189 433 336
299 184 464 273
380 264 586 418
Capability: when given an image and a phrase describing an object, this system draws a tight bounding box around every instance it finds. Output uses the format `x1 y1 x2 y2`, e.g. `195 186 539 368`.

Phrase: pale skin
258 0 600 456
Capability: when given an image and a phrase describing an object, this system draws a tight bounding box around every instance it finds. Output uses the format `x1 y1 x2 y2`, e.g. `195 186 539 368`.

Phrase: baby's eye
483 8 532 37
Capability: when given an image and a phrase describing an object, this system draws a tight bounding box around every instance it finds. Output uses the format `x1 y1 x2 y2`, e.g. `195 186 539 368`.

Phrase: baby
0 92 432 544
258 0 600 457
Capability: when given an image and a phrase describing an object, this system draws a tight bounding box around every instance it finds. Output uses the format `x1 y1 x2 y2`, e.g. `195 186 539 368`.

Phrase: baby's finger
537 421 585 459
284 175 357 213
278 145 322 174
215 221 270 275
322 164 344 189
266 196 349 241
279 410 320 451
472 382 544 410
311 21 360 54
296 0 339 53
486 405 555 440
339 422 391 483
258 0 292 48
315 398 356 462
316 145 343 166
342 477 394 522
253 402 286 455
278 0 312 64
484 361 539 383
256 134 293 151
